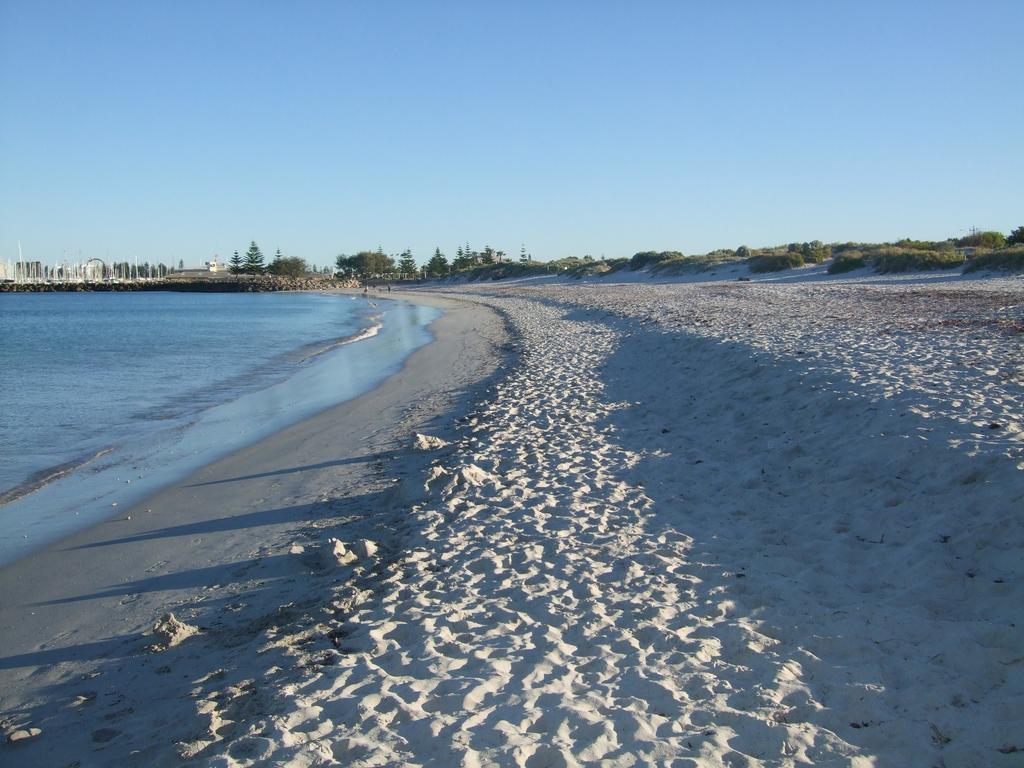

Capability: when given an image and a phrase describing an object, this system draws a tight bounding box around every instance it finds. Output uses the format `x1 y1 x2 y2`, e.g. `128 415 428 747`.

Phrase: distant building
166 256 234 280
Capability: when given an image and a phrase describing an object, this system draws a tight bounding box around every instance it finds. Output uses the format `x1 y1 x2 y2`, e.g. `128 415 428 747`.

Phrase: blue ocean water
0 291 439 564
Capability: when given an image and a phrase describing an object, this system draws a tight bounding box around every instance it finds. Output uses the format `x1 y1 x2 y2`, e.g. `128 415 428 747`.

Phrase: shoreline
0 300 381 520
0 293 426 567
1 275 1020 765
0 291 508 764
0 447 115 509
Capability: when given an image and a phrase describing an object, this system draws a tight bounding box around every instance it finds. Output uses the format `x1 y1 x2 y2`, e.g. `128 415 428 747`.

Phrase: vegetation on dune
223 225 1019 285
872 247 963 273
458 261 549 281
827 252 867 274
962 246 1024 274
457 256 614 281
957 230 1006 249
648 251 739 275
749 252 806 273
629 251 685 271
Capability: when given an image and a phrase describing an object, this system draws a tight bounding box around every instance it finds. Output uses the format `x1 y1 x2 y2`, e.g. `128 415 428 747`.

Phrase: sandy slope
162 278 1021 767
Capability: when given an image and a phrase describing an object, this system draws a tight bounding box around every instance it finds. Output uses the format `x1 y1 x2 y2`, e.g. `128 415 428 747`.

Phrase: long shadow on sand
185 449 405 487
0 635 139 671
65 502 324 551
31 554 293 607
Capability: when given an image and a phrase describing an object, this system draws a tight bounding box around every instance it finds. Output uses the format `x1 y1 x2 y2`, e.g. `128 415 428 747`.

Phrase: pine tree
482 246 495 264
397 249 417 276
520 244 528 263
243 241 265 274
274 248 282 262
426 248 449 278
229 250 243 274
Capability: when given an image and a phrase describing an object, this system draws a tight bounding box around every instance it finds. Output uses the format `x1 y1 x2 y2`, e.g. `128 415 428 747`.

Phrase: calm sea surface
0 291 439 564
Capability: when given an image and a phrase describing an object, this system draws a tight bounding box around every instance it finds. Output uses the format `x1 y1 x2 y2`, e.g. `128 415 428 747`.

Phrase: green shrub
894 238 954 252
872 247 962 273
749 252 804 273
565 261 613 278
648 254 689 272
629 251 684 270
957 231 1006 249
962 246 1024 273
832 242 864 255
802 247 830 264
649 252 745 275
827 253 867 274
460 261 550 281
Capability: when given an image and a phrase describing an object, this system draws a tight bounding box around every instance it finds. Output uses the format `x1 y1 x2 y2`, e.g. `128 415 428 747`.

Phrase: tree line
335 242 532 280
306 223 1024 283
228 242 332 278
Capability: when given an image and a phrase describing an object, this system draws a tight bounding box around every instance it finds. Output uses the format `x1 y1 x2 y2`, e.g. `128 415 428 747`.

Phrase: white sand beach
2 274 1022 767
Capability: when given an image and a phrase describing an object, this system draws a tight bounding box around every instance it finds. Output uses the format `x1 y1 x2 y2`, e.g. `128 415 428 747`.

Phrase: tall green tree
267 256 308 278
1007 226 1024 246
243 241 265 274
426 248 449 278
452 250 473 271
337 251 396 278
397 249 417 276
481 246 495 264
228 250 243 274
520 244 528 263
335 254 355 276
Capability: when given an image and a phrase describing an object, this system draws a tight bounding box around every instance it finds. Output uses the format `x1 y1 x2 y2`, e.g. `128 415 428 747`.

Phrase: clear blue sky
1 1 1021 268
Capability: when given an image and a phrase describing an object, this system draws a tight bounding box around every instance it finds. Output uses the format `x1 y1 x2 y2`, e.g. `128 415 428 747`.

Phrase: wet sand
0 292 507 766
